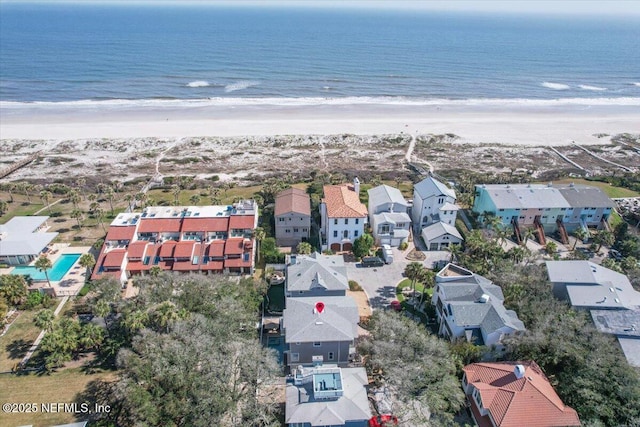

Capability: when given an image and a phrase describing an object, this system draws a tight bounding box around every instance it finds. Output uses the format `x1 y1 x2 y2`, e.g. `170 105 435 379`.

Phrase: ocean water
1 3 639 106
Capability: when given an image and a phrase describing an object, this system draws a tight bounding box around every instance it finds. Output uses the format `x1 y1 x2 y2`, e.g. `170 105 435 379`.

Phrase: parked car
609 248 623 261
361 256 384 267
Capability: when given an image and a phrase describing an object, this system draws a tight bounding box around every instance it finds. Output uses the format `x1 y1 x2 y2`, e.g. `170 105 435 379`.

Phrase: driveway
345 246 450 310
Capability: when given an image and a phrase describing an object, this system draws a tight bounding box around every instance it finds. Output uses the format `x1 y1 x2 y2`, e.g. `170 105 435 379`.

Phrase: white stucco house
320 179 367 252
367 184 411 247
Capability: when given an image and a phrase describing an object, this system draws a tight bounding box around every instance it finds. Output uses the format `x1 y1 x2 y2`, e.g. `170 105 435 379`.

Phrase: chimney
514 364 525 379
353 177 360 194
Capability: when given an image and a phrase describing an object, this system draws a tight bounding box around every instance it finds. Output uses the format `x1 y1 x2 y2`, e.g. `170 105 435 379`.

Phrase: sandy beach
1 101 639 145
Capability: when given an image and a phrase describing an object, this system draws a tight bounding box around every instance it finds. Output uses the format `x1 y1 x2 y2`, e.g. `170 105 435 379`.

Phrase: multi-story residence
546 260 640 367
0 216 58 265
91 201 258 282
286 364 371 427
462 361 581 427
432 263 525 349
411 176 458 234
275 188 311 247
286 253 348 298
367 184 411 247
473 183 614 238
320 178 367 252
282 296 359 368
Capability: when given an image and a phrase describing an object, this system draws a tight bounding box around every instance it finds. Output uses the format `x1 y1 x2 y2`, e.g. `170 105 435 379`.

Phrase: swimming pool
11 253 82 281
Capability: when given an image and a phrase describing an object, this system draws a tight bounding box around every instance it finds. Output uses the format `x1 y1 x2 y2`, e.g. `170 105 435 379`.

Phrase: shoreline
1 102 639 145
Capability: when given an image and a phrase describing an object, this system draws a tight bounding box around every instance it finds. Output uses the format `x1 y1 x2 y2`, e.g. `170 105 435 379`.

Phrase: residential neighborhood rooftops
546 261 640 309
287 252 348 293
105 225 136 241
422 221 463 242
322 184 367 218
285 366 371 427
463 361 581 427
275 187 311 216
367 184 408 208
414 176 456 200
475 183 613 210
283 296 359 343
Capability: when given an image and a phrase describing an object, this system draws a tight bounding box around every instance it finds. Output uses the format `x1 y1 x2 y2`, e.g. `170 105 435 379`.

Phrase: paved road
345 246 450 310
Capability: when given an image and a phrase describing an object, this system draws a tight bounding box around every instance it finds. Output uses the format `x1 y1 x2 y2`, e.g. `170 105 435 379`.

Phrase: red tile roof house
462 361 581 427
320 178 368 253
92 201 258 283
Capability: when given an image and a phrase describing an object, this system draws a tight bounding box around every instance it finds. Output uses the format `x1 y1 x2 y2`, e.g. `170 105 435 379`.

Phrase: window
438 197 444 204
499 209 504 212
293 228 299 233
278 218 285 222
355 218 359 224
379 225 390 234
423 216 428 223
302 228 308 232
354 230 359 237
333 230 338 238
285 229 290 233
344 218 349 225
343 230 349 238
313 342 321 347
328 352 334 360
290 353 299 362
334 219 338 225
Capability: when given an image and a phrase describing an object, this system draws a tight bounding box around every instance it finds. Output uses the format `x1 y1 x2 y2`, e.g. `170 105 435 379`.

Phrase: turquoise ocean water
1 3 639 105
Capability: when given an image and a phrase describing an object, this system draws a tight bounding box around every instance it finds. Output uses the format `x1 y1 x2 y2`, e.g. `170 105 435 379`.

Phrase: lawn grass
0 310 42 372
0 368 116 427
395 278 433 303
554 178 640 198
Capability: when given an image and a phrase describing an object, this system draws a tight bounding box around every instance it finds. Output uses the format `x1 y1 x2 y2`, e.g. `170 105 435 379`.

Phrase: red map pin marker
315 302 325 313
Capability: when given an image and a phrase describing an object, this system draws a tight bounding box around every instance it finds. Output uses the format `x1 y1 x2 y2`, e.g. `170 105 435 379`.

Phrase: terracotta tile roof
275 188 311 216
206 241 226 258
174 241 195 258
173 261 200 271
137 218 181 233
224 238 246 255
201 260 224 271
229 214 256 230
105 226 136 241
159 241 177 258
180 217 229 232
103 250 126 268
463 362 581 427
323 184 367 218
127 241 148 259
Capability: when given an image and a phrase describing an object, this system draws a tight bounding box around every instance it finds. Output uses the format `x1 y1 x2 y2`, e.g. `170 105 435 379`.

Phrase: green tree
572 227 589 250
189 194 201 205
0 297 8 329
105 187 116 215
34 256 53 287
0 275 28 307
70 209 84 229
79 322 105 351
352 233 374 259
34 309 56 332
79 253 96 275
593 229 614 252
252 227 266 264
171 184 181 206
0 200 7 216
68 189 81 210
296 241 313 255
148 300 180 333
40 190 53 214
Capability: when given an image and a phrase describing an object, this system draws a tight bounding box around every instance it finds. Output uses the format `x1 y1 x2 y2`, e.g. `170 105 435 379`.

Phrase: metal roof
421 221 463 242
0 216 58 257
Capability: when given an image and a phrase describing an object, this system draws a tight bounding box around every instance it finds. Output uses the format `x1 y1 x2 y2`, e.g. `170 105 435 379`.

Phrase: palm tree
79 323 104 351
135 192 147 209
105 187 116 215
594 229 614 252
296 242 313 255
404 262 425 301
20 182 33 204
78 253 96 275
149 266 162 277
189 194 201 205
94 207 107 233
252 227 266 264
76 177 86 199
71 209 84 229
124 193 134 211
523 228 535 246
94 299 110 319
0 275 28 306
150 301 179 332
89 201 99 215
87 193 97 203
123 310 149 334
40 190 53 214
68 189 81 210
572 227 589 250
6 183 16 203
34 309 56 332
34 256 53 287
171 184 181 206
545 241 557 256
0 200 7 216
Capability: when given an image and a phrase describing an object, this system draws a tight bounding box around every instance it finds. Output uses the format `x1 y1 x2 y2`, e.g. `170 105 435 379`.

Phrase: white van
381 244 394 264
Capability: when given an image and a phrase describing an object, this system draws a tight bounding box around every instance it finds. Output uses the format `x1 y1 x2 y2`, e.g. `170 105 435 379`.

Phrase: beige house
275 188 311 247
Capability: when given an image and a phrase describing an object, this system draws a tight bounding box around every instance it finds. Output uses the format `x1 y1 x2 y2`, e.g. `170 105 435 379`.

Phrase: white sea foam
2 96 640 110
187 81 210 88
542 82 570 90
224 80 259 93
579 85 607 91
634 82 640 87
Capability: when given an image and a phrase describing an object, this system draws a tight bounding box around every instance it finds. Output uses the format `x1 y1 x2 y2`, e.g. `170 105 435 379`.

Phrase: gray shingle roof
414 176 456 200
283 296 359 343
287 253 348 293
558 185 615 209
0 216 58 257
372 212 411 226
421 221 463 242
368 184 408 210
476 183 614 210
285 367 371 426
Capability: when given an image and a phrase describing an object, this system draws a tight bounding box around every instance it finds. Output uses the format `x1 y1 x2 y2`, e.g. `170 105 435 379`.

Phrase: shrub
399 241 409 251
24 291 44 309
348 280 362 291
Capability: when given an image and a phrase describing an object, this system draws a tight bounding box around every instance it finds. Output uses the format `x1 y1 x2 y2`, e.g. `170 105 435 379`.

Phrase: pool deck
1 243 92 297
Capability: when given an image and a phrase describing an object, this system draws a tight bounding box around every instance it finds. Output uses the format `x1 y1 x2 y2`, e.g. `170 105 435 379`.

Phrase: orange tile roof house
320 178 368 252
92 201 258 282
275 188 311 247
462 361 581 427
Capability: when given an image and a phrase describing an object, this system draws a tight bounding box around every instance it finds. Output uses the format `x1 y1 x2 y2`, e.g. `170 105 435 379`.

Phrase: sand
1 102 638 146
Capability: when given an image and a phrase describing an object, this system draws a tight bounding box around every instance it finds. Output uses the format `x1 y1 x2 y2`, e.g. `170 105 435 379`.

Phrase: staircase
512 218 522 245
556 219 569 245
601 217 612 232
534 217 546 246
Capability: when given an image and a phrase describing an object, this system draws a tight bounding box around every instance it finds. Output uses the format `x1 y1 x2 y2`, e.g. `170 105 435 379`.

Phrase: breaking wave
187 81 210 88
224 80 259 93
542 82 570 90
579 85 607 91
